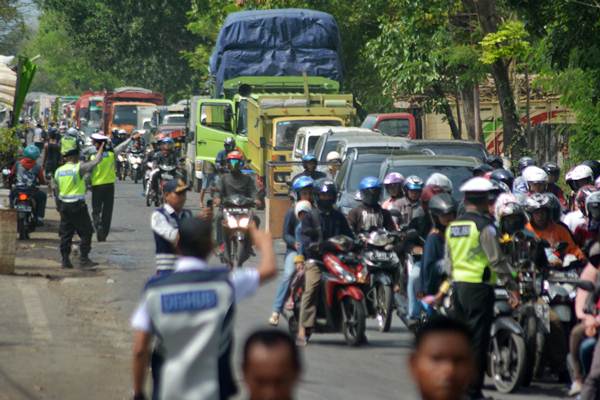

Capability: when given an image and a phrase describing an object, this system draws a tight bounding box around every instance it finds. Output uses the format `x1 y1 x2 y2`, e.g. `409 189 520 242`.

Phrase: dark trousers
59 201 93 258
91 183 114 241
451 282 494 399
582 334 600 399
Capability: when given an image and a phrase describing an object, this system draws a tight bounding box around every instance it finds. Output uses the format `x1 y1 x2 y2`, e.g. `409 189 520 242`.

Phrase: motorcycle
145 163 177 207
13 189 37 240
143 160 154 194
359 229 400 332
127 151 143 184
221 194 255 269
286 236 369 346
392 226 422 329
117 152 128 181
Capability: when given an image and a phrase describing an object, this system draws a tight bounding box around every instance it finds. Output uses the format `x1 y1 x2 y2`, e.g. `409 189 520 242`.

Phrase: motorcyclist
566 164 594 196
425 172 453 194
512 156 536 194
347 176 395 234
296 179 353 345
382 172 405 227
525 193 586 263
543 162 567 209
10 145 47 225
522 165 549 195
215 137 238 174
290 154 326 184
325 151 342 180
490 168 515 192
395 175 423 226
569 186 597 247
586 192 600 241
148 137 179 195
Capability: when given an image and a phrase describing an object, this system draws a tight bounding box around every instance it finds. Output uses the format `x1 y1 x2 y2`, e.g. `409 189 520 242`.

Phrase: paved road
1 181 568 399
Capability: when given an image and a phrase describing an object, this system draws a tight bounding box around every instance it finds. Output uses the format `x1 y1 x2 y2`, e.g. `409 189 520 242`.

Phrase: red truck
360 112 418 139
102 87 164 135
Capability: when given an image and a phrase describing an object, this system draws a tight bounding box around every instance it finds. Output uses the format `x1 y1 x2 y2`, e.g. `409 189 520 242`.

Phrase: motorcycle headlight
330 259 355 283
226 215 238 228
238 217 250 228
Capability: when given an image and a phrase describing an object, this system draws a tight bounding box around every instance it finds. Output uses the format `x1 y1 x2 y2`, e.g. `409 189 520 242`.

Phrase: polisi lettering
161 290 218 314
450 225 471 237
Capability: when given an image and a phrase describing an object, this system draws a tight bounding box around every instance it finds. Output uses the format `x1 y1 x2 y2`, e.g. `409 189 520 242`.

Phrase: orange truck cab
102 87 164 135
360 112 418 139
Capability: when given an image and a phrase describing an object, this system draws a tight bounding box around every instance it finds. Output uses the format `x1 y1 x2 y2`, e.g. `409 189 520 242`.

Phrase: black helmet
490 169 515 189
472 163 493 177
313 178 337 210
542 161 560 178
428 193 457 216
518 156 536 172
582 160 600 180
224 137 236 152
486 155 503 169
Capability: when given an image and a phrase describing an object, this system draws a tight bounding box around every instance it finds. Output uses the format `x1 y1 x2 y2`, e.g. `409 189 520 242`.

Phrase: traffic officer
445 177 519 400
55 142 106 269
89 132 139 242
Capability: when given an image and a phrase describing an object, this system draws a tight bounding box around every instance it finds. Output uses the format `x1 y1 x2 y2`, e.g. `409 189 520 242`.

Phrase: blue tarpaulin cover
210 9 343 95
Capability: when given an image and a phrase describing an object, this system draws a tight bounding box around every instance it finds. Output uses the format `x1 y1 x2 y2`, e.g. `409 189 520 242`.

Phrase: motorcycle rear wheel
490 331 527 393
376 283 393 332
342 297 366 346
17 216 27 240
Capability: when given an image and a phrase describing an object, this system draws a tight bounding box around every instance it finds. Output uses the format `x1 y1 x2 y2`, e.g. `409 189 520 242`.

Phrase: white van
291 126 339 163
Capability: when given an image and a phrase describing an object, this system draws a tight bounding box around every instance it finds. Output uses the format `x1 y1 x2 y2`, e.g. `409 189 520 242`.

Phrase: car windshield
384 164 474 198
410 144 486 161
112 105 138 125
347 162 383 191
307 136 320 153
275 119 341 150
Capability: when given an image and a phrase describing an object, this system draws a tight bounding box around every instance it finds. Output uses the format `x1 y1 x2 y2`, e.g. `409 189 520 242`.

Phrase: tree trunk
455 91 463 138
471 0 522 157
460 85 478 141
433 84 461 139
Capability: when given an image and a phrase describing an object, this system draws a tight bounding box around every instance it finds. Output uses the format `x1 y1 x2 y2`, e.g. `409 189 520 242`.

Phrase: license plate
535 303 551 333
16 204 32 212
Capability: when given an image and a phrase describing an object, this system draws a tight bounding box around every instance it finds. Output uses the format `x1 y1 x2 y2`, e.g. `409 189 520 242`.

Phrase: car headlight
238 217 250 228
274 172 290 183
226 215 238 228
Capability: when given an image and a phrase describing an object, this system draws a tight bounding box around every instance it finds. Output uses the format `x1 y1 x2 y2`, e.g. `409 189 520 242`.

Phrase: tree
0 0 28 55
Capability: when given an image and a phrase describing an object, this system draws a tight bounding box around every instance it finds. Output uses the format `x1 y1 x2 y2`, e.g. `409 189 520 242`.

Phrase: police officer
55 142 105 268
89 132 139 242
445 177 519 400
59 127 81 161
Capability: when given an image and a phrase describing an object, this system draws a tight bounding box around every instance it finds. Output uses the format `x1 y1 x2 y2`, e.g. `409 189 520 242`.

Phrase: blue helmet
359 176 382 191
292 176 314 192
159 137 174 144
23 144 41 160
404 175 424 191
302 154 317 163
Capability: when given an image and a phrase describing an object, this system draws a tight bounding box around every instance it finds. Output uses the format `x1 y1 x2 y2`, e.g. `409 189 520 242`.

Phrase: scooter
145 163 176 207
127 151 143 184
117 153 128 181
285 236 369 346
221 194 255 269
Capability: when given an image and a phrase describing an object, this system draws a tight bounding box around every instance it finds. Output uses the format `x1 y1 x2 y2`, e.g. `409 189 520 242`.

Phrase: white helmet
294 200 312 219
426 173 453 193
522 166 548 183
494 193 519 221
567 165 593 181
66 127 78 136
459 177 495 193
326 151 341 163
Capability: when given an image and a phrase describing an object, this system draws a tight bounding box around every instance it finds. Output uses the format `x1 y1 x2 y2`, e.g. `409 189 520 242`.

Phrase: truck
360 113 418 138
102 87 164 135
187 9 355 199
75 91 104 134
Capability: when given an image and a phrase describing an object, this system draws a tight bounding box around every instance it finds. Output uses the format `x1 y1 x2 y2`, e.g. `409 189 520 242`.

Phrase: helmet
494 193 518 218
576 185 596 216
425 173 453 193
522 166 548 184
66 127 78 136
302 154 317 163
490 180 511 194
586 191 600 221
428 193 457 216
359 176 382 206
567 165 594 181
294 200 312 219
326 151 341 163
404 175 424 191
518 156 536 172
23 145 40 160
224 137 236 152
472 163 493 176
383 172 404 185
542 162 560 178
496 198 527 234
459 177 496 193
582 160 600 179
159 137 174 145
292 176 314 192
313 178 337 210
486 155 503 169
545 193 562 222
490 169 515 189
226 150 244 161
118 129 127 135
525 193 552 213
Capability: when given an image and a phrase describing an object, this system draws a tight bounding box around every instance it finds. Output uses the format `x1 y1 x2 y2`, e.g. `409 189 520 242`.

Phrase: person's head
118 129 127 137
542 162 560 184
587 191 600 222
410 316 474 400
301 154 318 173
517 156 536 173
522 166 548 194
62 149 80 162
177 217 213 260
495 194 527 235
426 173 453 194
383 172 405 199
294 200 312 220
91 133 109 149
404 175 424 203
359 176 382 207
472 163 493 177
326 151 341 172
526 193 552 230
582 160 600 180
490 168 514 190
23 144 41 161
243 329 302 400
291 176 314 202
159 136 174 154
226 150 244 174
224 137 236 152
576 185 596 216
163 178 188 212
313 178 337 211
294 254 305 269
67 127 78 137
486 154 504 170
460 177 495 214
428 193 457 229
567 164 594 192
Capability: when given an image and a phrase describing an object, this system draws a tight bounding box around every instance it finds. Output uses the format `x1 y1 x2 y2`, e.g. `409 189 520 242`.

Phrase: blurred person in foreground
242 329 302 400
410 316 475 400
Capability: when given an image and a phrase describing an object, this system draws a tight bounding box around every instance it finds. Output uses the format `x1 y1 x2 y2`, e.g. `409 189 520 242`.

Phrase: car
378 155 480 200
402 139 488 162
334 135 412 161
312 127 381 163
292 125 340 163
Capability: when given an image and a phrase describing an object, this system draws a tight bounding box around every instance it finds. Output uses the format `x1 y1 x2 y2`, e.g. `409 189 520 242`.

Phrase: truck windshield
377 118 410 136
164 115 186 125
275 119 341 150
113 105 138 125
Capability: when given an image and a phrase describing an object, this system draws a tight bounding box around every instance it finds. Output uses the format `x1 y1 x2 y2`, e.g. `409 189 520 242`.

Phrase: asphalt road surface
0 181 568 399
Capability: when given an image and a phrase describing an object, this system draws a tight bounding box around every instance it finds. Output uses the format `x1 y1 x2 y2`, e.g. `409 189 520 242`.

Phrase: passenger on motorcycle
396 175 424 227
512 156 536 194
426 173 453 195
381 172 405 228
290 154 326 184
10 145 47 224
347 176 395 234
526 193 587 263
522 165 549 195
543 162 568 209
325 151 342 180
567 164 594 197
296 179 354 345
586 192 600 239
568 186 598 247
268 176 314 327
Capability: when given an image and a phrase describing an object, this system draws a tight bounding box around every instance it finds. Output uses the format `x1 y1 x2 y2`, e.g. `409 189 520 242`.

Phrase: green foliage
480 20 530 65
0 0 28 54
0 126 21 166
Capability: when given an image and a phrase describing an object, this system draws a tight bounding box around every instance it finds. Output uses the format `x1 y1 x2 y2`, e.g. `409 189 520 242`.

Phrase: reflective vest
90 151 116 186
55 162 86 202
446 212 494 284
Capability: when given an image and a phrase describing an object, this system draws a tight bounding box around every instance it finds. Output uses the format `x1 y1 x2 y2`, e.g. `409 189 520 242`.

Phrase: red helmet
226 151 244 161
